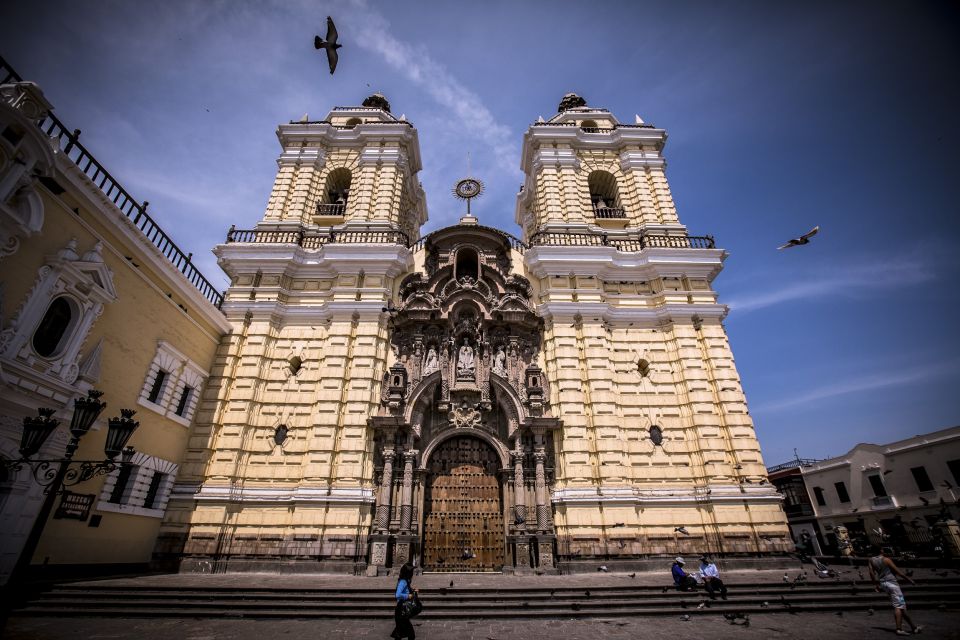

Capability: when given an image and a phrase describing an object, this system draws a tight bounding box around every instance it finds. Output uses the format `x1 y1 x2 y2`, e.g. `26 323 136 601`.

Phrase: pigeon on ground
783 573 790 583
598 565 608 572
778 226 819 250
674 526 690 535
867 608 875 616
835 611 844 617
628 572 636 579
761 601 769 608
449 580 454 588
314 16 342 75
680 614 690 621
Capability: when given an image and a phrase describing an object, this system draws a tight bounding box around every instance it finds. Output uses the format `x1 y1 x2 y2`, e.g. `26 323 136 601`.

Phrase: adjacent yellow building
0 64 229 582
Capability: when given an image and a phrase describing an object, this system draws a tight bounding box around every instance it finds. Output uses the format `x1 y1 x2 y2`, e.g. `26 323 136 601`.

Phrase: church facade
158 92 792 574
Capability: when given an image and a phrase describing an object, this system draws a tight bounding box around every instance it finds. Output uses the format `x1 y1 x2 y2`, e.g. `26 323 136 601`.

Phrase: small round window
32 296 74 358
649 425 663 446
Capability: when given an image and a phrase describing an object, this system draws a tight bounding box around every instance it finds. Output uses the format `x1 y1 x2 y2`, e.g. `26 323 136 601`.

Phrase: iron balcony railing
528 229 715 251
316 202 346 216
593 207 626 219
226 225 410 248
766 458 824 474
1 56 224 309
581 127 615 133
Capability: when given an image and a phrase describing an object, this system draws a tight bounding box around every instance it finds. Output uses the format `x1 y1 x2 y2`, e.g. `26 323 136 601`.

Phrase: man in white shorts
868 546 922 636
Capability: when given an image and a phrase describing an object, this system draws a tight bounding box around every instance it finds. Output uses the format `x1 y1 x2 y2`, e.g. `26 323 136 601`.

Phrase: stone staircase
12 578 960 619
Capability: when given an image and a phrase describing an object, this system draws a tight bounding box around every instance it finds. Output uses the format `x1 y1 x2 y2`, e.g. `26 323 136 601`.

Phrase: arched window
317 167 352 215
588 170 624 219
344 117 362 128
32 296 75 358
455 247 479 282
580 119 598 131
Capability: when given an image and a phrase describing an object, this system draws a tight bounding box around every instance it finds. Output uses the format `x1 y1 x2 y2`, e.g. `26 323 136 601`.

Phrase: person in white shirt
699 556 727 600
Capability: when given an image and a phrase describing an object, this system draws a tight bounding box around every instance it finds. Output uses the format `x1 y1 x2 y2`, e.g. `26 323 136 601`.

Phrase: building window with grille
108 463 136 504
137 341 207 426
98 453 178 518
834 481 850 503
147 369 168 404
143 472 167 510
174 386 193 417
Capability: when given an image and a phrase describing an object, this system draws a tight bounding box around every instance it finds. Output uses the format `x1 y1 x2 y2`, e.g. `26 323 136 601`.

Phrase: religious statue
492 345 506 376
457 338 475 378
423 346 438 375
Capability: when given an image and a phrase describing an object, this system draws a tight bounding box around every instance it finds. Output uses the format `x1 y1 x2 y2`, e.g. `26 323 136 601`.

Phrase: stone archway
421 435 504 572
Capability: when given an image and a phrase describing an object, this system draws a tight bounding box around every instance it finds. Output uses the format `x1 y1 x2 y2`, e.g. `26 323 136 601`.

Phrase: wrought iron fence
593 207 626 219
1 56 224 308
316 202 346 216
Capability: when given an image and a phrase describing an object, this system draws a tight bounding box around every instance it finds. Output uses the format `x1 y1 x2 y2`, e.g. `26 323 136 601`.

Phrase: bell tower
159 95 427 573
516 94 792 562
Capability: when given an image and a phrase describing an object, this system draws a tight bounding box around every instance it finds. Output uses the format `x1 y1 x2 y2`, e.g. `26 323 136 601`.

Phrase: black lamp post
2 390 139 586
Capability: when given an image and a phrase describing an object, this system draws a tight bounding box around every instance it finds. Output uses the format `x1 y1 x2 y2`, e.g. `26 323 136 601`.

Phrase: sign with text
54 491 95 521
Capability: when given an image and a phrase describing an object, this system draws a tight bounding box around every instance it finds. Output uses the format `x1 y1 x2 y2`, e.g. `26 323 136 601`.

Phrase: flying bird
314 16 342 74
674 526 690 535
778 225 819 250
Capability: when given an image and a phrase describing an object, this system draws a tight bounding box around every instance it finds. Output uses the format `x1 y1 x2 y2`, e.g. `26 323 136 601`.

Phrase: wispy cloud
753 358 960 413
726 256 936 314
348 1 517 174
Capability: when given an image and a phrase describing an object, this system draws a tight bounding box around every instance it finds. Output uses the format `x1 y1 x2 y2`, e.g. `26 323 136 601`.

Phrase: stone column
534 447 549 532
512 445 527 530
400 449 418 533
376 447 395 532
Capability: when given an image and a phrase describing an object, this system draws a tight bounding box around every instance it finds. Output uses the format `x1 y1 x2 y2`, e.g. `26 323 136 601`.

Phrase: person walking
391 563 418 640
699 556 728 600
671 557 697 591
868 546 922 636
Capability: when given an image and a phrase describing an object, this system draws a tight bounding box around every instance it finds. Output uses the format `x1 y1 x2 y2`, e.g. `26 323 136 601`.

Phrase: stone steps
14 578 960 619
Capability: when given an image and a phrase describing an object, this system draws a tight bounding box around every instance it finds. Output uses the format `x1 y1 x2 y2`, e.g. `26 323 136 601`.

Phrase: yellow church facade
158 92 792 574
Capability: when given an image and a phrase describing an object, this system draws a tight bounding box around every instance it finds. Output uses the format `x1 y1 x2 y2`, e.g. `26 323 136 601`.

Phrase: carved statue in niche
492 345 506 376
457 338 475 379
449 400 481 429
423 346 438 375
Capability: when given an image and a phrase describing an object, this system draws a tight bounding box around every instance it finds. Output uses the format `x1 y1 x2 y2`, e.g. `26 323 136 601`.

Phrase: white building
801 427 960 554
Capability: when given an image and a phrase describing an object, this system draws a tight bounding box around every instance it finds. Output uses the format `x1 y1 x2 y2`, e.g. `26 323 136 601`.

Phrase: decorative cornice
524 244 727 281
551 485 783 506
172 483 376 505
213 242 414 280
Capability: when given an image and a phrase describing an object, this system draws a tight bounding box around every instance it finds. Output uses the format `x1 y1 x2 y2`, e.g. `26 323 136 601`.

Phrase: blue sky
4 1 959 465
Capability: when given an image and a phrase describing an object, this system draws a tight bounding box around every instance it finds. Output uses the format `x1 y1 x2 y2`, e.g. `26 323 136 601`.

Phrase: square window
109 464 136 504
948 459 960 487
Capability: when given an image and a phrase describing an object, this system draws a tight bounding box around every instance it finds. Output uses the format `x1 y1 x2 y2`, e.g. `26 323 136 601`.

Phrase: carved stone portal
368 224 561 572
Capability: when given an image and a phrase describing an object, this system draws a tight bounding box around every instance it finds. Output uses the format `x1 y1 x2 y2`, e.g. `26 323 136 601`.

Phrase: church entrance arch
421 435 504 572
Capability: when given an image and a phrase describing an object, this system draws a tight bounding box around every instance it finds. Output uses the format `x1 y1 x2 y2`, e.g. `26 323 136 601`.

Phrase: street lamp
1 389 139 586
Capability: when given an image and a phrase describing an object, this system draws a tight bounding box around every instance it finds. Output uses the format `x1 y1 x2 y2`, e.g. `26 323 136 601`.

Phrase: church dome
558 92 587 113
362 93 391 113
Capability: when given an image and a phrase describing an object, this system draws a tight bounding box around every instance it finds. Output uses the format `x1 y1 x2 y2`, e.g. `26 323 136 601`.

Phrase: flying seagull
314 16 342 74
778 225 819 250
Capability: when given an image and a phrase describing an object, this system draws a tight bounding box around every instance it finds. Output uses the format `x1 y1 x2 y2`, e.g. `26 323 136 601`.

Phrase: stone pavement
6 610 959 640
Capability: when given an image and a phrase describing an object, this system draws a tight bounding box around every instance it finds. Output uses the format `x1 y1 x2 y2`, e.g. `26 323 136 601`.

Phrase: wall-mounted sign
54 491 95 521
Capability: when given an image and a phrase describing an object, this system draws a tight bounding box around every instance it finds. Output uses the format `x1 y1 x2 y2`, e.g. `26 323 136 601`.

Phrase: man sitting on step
698 556 728 600
672 557 697 591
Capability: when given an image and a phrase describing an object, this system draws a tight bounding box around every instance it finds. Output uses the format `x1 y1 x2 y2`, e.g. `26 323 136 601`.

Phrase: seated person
699 556 727 600
672 557 697 591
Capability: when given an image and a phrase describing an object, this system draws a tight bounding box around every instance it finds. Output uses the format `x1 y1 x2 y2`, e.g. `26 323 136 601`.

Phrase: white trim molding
552 484 784 507
172 483 376 506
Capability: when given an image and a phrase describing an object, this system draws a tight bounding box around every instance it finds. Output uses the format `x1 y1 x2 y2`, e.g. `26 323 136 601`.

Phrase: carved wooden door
422 436 504 571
